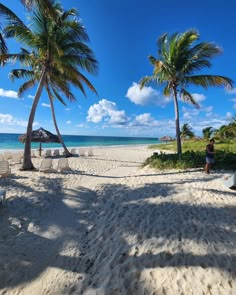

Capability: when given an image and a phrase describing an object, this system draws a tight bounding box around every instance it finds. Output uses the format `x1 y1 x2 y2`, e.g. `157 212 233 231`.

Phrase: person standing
205 139 215 174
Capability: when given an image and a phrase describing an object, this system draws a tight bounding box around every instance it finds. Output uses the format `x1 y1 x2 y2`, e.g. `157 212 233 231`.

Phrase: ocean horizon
0 133 160 151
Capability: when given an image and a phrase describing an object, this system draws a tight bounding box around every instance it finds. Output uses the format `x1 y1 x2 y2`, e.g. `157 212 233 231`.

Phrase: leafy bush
144 149 236 170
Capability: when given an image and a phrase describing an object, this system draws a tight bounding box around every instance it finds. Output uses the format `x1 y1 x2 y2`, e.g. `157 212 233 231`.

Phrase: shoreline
0 143 158 153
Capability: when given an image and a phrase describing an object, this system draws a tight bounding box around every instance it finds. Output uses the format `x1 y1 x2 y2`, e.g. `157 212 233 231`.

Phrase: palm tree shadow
1 177 235 293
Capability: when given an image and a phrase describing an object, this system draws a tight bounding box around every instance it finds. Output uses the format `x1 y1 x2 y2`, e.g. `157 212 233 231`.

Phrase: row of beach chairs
0 157 72 177
39 158 71 173
44 148 94 157
0 147 94 162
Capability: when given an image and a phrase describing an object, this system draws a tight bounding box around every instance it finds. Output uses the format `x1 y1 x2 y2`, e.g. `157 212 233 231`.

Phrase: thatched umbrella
160 135 174 144
19 127 60 156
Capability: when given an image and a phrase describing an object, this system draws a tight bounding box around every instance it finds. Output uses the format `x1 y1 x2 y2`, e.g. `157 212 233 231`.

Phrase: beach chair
78 149 85 157
221 173 236 189
70 148 77 155
0 160 11 177
3 151 12 160
53 149 60 156
57 158 71 172
31 150 36 158
44 150 52 157
11 152 22 164
39 158 55 173
87 148 94 156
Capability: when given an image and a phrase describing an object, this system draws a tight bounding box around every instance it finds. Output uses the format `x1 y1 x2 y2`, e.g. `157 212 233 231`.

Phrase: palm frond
18 79 37 97
180 88 199 108
186 75 233 89
9 69 35 81
51 87 67 106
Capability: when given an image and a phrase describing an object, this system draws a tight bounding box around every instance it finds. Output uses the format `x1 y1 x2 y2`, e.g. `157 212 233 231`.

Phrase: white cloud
87 99 128 125
66 120 71 124
226 87 236 94
41 103 50 108
0 113 39 127
191 93 206 102
126 82 171 106
0 88 19 99
182 107 200 119
28 95 34 99
203 106 213 113
226 112 232 118
65 108 71 111
131 113 160 127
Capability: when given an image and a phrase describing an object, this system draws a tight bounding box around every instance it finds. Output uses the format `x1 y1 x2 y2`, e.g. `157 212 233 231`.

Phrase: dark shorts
206 156 215 164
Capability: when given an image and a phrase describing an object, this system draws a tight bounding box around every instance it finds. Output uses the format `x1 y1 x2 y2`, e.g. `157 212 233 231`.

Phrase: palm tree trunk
173 87 182 158
48 94 72 157
21 70 47 170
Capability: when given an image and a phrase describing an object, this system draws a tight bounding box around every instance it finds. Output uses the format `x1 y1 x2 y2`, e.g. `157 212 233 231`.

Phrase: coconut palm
0 1 98 170
180 123 195 141
139 29 233 157
202 126 214 140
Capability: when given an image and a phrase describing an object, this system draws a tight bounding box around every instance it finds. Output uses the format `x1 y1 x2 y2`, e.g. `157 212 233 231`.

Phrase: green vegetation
139 29 233 158
146 139 236 170
0 1 98 170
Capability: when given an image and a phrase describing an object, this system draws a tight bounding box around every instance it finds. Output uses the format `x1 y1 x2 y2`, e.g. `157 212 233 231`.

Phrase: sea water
0 133 160 151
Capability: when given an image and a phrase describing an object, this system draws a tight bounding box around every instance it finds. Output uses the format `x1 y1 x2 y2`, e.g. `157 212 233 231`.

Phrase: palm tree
202 126 214 140
180 123 195 141
0 1 98 170
139 29 233 157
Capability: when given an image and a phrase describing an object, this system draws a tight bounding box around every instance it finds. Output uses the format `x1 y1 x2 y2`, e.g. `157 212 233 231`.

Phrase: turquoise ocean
0 133 160 151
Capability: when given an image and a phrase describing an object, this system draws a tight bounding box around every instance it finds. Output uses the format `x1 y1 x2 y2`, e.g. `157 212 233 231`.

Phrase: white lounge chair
78 149 85 157
44 150 52 157
3 151 12 160
221 173 236 189
57 158 71 172
70 148 77 155
11 152 22 164
87 148 94 156
0 160 11 177
39 158 55 173
53 149 60 156
31 150 36 158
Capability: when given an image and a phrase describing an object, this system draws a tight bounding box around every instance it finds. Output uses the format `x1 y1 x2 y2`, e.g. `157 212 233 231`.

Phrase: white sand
0 145 235 295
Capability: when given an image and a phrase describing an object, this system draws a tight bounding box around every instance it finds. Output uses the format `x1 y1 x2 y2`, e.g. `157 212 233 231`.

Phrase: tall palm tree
139 29 233 157
202 126 214 140
180 123 195 141
0 1 98 170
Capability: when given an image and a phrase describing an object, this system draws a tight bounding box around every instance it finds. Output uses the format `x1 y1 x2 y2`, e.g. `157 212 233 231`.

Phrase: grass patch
145 140 236 170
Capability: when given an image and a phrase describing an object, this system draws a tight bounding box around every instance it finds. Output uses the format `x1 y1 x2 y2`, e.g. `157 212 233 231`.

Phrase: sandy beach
0 145 235 295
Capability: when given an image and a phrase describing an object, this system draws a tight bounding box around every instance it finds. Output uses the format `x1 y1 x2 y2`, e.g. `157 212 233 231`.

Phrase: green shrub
144 150 236 170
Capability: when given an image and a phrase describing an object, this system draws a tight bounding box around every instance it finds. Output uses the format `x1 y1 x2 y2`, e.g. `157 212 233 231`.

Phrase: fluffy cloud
126 82 171 106
0 88 19 99
131 113 160 127
41 103 50 108
226 87 236 94
0 113 39 127
191 93 206 102
226 112 232 118
87 99 128 125
66 120 71 124
182 107 200 119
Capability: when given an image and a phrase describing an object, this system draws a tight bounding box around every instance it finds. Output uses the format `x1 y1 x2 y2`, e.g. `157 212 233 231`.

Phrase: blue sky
0 0 236 137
